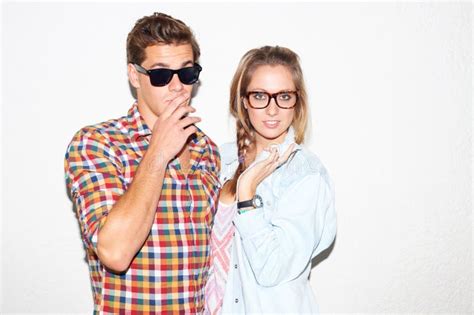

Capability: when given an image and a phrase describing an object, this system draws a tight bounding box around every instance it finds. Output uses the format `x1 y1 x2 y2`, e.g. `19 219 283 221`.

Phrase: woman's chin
255 128 288 143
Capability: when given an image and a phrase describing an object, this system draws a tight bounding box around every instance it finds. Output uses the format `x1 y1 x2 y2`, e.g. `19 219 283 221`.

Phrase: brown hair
126 12 200 65
225 46 309 196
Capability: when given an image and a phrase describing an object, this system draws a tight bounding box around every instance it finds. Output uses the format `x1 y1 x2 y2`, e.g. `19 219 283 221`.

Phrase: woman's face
244 64 296 147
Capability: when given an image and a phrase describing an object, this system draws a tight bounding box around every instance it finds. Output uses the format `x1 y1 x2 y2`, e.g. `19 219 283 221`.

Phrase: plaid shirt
65 104 220 314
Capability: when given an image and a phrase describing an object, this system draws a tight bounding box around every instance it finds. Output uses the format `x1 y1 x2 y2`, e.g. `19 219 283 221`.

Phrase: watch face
253 194 263 208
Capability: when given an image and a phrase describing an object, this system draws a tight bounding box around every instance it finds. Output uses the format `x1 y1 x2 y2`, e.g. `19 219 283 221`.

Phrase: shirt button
234 264 238 269
235 298 239 303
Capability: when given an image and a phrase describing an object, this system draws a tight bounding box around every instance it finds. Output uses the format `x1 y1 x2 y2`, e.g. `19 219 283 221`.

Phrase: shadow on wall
310 237 336 275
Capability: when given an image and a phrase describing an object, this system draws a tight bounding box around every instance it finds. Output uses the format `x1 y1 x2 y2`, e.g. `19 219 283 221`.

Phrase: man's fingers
162 94 190 118
171 105 196 121
179 116 201 129
183 124 198 138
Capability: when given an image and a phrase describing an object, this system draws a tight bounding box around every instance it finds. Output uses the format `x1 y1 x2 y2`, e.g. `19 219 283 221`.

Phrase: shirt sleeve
64 129 125 253
233 172 336 287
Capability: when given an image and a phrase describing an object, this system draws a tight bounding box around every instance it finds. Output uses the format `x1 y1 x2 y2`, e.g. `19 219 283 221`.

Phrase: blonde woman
205 46 336 314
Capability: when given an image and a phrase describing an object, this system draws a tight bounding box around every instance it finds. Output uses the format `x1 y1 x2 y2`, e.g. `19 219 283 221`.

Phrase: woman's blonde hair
226 46 309 195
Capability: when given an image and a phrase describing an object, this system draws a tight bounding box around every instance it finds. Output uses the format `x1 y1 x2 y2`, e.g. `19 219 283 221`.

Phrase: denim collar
226 127 302 166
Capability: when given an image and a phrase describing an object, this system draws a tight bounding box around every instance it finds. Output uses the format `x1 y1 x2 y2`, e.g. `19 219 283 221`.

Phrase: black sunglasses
133 63 202 87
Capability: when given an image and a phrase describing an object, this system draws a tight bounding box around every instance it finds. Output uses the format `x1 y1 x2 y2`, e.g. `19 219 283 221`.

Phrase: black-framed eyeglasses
245 90 298 109
133 63 202 87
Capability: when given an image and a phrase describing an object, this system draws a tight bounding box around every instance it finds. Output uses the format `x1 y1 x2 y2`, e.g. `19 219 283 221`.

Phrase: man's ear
127 63 140 89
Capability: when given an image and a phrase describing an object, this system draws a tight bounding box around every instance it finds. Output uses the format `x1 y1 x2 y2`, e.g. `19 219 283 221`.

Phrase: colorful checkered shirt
64 103 220 314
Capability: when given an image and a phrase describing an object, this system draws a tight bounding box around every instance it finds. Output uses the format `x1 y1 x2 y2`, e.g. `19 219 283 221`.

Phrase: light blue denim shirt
218 128 337 314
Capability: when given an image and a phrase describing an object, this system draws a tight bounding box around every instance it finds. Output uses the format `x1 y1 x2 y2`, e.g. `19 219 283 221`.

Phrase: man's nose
168 73 184 92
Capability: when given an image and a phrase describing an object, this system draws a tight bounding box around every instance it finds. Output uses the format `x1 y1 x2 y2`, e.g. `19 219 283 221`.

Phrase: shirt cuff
233 208 268 239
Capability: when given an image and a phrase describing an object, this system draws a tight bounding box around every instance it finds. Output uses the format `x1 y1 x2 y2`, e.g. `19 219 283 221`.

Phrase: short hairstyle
126 12 200 65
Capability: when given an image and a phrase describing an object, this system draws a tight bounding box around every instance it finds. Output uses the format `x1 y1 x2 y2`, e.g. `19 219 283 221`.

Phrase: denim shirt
219 128 337 314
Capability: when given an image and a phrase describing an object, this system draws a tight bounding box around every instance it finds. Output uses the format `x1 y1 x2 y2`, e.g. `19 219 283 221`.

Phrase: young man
64 13 220 313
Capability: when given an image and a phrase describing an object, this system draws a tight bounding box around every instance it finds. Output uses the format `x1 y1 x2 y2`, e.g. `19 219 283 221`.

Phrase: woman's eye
278 93 291 101
253 93 267 100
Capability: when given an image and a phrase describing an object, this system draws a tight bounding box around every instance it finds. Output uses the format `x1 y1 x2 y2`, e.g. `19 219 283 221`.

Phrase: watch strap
237 194 263 210
237 199 254 209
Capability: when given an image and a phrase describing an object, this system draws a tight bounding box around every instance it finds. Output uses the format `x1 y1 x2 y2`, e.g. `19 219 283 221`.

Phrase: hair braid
226 120 255 195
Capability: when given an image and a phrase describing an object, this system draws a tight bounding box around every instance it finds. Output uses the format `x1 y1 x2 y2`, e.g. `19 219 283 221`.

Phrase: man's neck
136 100 158 129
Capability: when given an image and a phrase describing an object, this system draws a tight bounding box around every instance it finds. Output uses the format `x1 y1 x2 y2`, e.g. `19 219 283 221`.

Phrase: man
65 13 220 313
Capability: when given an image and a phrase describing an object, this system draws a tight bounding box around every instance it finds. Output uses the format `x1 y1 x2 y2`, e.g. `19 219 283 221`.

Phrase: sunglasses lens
147 64 201 86
149 69 173 87
178 66 201 85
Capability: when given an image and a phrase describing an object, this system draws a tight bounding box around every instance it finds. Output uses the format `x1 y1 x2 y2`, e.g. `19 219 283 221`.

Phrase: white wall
1 2 472 314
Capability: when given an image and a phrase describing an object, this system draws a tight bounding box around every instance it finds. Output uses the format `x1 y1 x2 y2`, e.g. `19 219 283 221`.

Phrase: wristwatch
237 194 263 210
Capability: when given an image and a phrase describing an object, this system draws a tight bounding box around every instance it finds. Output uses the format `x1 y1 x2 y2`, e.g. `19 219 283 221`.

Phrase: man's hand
149 92 201 163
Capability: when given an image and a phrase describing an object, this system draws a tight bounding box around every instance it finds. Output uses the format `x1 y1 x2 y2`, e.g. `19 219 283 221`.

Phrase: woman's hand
238 144 295 202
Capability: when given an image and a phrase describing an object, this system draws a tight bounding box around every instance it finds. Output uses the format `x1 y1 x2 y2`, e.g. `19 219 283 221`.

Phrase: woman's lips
263 120 280 129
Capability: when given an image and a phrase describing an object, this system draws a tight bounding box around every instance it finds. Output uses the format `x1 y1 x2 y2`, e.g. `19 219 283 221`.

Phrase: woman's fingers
247 144 296 185
277 143 295 165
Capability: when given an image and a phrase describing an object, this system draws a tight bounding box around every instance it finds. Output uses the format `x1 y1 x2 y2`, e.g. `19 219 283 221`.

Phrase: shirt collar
227 126 302 165
127 103 152 141
278 127 301 153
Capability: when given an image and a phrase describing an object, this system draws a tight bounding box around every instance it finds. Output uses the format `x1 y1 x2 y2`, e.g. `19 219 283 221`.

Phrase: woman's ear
242 97 248 110
127 63 141 89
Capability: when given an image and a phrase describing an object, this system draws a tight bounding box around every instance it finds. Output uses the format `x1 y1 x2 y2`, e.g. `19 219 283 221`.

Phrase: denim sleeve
233 172 336 287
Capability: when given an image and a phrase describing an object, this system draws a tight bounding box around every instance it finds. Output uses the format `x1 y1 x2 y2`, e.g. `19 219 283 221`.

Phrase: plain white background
1 1 472 313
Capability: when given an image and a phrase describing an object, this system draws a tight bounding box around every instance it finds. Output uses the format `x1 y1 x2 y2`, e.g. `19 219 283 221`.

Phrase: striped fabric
64 103 220 314
204 202 236 314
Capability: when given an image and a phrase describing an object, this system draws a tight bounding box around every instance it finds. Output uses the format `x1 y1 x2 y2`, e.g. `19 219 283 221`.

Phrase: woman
205 46 336 314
